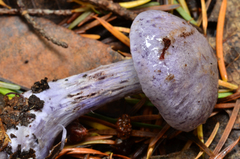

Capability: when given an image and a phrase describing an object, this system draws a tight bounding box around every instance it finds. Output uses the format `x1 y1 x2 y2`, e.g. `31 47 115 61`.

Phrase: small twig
0 8 73 15
80 0 137 20
17 0 68 48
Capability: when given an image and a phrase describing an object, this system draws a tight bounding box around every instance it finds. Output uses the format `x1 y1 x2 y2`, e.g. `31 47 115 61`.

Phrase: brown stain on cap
165 74 175 81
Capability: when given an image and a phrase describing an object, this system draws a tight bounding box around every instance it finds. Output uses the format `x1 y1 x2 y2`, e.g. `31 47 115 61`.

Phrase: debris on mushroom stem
130 10 218 132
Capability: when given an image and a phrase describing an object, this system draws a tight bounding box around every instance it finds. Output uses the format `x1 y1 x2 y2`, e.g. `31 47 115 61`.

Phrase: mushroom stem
5 59 142 159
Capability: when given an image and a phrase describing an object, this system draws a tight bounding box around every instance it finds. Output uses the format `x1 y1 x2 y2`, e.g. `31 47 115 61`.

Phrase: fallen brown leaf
0 16 123 88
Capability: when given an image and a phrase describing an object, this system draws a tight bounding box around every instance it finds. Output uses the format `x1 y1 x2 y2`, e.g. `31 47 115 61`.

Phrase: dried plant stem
17 0 68 48
80 0 137 20
0 8 73 15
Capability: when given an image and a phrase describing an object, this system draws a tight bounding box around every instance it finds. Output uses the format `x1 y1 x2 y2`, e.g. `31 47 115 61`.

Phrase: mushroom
0 10 218 158
130 10 218 131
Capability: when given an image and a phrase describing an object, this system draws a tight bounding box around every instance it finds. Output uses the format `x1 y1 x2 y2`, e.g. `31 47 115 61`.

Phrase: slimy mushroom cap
130 10 218 132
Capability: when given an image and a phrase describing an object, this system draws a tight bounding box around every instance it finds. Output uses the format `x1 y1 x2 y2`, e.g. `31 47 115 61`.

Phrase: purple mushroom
0 10 218 159
130 10 218 131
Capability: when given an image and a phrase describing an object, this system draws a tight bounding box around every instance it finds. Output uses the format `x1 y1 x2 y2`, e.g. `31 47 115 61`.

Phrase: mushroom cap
130 10 218 132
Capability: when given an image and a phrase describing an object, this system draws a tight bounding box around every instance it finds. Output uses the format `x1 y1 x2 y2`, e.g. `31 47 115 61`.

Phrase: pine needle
0 81 20 90
173 0 197 25
149 124 170 147
119 0 151 9
0 0 11 9
93 16 130 47
197 124 204 145
68 10 92 29
114 26 130 33
80 34 100 39
195 122 219 159
214 136 240 159
56 148 108 159
200 0 208 35
218 79 238 90
79 119 114 130
216 0 228 81
214 103 235 109
178 0 190 15
65 139 115 148
218 92 233 98
213 100 240 155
